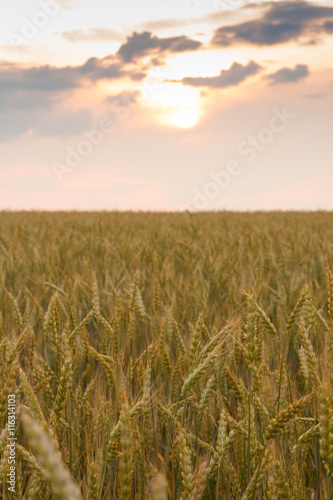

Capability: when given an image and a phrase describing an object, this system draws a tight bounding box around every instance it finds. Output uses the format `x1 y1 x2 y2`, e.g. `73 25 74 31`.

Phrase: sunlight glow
144 83 202 128
163 108 200 128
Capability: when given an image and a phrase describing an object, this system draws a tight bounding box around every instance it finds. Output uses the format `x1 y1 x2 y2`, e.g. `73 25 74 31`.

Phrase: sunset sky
0 0 333 210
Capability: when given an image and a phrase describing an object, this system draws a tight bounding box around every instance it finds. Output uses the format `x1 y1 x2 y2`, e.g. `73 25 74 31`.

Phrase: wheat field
0 211 332 499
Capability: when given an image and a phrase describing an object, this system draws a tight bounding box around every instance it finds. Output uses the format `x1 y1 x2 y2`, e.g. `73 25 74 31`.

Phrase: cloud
213 20 303 46
266 64 309 84
212 1 333 47
182 61 262 89
62 28 123 43
40 108 93 137
117 31 202 63
79 56 123 80
0 88 60 113
265 0 333 23
0 25 202 141
303 92 327 99
0 108 93 142
136 10 235 32
0 65 80 92
105 90 140 106
0 55 123 141
0 29 204 104
323 21 333 33
0 58 123 94
138 19 189 31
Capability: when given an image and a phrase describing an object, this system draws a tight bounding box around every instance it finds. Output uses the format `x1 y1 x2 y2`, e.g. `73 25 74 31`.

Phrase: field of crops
0 211 332 499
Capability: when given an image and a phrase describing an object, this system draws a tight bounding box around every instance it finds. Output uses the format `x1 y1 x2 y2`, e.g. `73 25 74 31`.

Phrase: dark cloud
213 20 303 46
130 72 146 81
265 1 333 23
117 31 202 63
105 90 140 106
78 57 122 80
182 61 262 88
266 64 309 84
212 1 333 47
62 28 123 43
0 65 80 92
323 20 333 33
0 57 123 94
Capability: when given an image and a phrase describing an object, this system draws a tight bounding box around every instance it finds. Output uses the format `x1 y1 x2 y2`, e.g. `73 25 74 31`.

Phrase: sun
143 83 201 129
165 108 200 129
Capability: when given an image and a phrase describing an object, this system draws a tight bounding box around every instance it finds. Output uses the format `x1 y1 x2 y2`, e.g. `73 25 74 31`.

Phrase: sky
0 0 333 211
